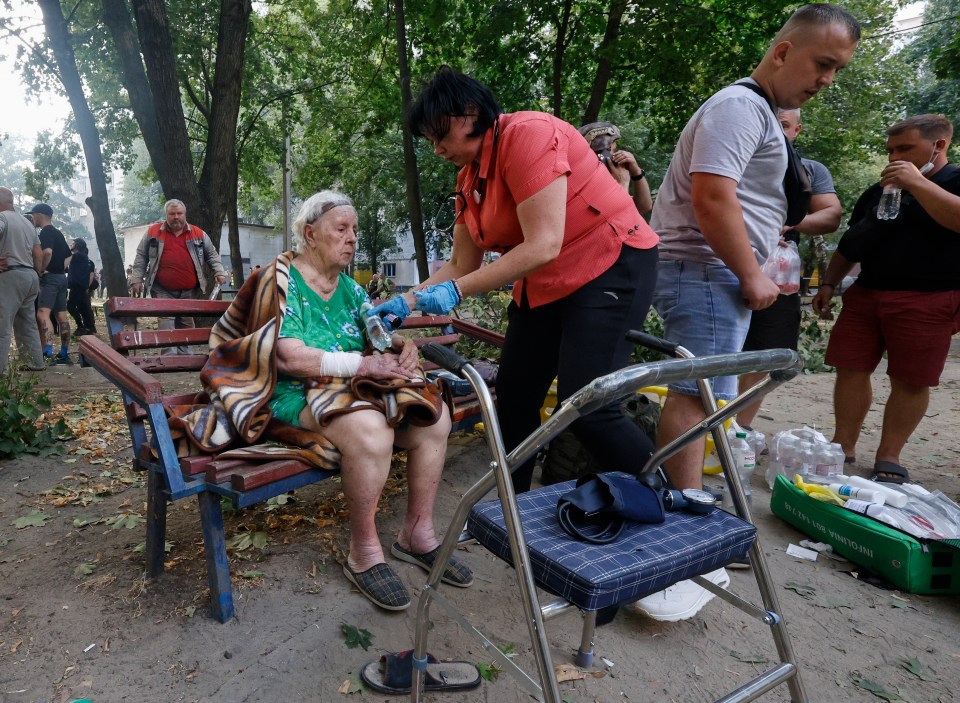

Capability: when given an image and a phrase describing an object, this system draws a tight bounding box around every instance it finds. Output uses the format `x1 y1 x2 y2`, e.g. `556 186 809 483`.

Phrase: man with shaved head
637 4 860 622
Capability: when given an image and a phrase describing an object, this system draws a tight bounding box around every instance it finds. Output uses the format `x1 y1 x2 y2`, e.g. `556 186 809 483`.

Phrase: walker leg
574 610 596 668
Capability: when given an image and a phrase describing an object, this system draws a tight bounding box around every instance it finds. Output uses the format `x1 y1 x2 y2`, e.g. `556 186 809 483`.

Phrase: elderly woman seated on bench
203 189 472 611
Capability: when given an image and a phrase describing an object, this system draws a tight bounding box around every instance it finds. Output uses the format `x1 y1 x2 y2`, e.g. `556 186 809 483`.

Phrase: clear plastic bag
761 241 801 294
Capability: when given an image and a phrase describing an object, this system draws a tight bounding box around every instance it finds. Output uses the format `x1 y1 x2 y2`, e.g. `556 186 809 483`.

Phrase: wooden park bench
78 296 504 622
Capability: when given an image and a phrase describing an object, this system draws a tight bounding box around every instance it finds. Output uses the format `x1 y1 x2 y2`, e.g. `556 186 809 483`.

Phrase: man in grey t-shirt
633 4 860 624
0 187 44 373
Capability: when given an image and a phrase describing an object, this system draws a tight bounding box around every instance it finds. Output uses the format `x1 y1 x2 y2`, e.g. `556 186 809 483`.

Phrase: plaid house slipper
390 542 474 588
343 562 411 611
360 649 481 694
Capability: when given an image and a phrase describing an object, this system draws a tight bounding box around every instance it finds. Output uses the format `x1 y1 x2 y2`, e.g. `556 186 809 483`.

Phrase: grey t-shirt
0 210 41 268
651 78 788 266
803 158 836 196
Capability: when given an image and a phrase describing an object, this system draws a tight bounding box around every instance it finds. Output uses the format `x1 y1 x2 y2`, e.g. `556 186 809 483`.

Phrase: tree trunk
394 0 429 281
551 0 574 118
582 0 628 125
36 0 126 298
129 0 202 221
196 0 253 249
227 191 244 287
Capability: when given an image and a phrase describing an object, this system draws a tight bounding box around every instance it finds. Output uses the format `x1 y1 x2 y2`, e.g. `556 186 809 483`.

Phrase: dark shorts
742 293 801 352
825 284 960 387
37 273 68 313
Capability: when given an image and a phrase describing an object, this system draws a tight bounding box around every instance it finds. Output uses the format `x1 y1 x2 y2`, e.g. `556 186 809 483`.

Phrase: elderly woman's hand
357 351 417 380
370 296 411 326
393 336 420 373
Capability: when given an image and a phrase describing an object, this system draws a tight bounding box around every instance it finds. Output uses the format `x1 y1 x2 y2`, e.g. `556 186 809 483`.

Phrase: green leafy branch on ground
0 366 71 460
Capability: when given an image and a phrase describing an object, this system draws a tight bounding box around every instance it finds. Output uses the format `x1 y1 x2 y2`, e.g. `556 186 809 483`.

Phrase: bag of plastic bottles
760 241 802 294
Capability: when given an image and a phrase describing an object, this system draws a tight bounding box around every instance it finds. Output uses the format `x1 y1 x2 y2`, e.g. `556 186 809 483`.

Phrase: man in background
0 187 44 374
130 199 227 354
737 107 842 429
813 114 960 485
31 203 73 364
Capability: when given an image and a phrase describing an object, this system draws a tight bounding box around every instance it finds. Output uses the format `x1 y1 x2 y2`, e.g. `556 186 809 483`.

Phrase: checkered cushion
467 473 755 611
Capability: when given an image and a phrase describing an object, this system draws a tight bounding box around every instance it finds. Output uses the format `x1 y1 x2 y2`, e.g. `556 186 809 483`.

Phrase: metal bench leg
574 610 596 668
197 491 234 622
145 469 168 578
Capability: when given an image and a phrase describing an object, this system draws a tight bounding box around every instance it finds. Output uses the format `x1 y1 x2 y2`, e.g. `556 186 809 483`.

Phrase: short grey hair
0 187 13 206
778 108 801 120
164 199 186 212
291 190 354 253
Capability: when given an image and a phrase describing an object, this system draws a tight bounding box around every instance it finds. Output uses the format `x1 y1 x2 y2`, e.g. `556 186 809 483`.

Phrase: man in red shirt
130 200 227 354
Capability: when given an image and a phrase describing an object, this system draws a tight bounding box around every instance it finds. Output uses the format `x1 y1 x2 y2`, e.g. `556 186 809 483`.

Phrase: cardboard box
770 475 960 594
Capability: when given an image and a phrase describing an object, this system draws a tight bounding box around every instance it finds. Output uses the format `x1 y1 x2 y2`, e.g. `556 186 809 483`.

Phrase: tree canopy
3 0 957 283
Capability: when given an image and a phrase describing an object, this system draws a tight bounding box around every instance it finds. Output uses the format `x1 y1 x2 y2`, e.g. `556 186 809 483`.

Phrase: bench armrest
79 335 163 406
448 318 505 347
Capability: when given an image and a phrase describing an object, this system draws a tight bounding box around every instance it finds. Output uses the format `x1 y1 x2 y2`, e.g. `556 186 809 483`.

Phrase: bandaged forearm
319 351 362 377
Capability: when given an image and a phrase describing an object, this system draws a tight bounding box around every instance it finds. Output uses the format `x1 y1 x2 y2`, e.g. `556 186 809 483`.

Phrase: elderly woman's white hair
291 190 355 252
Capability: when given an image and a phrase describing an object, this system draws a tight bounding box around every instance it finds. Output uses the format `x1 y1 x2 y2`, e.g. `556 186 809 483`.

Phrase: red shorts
825 284 960 387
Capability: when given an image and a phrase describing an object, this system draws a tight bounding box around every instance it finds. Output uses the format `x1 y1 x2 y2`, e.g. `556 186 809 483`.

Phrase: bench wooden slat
229 460 313 491
78 335 164 406
413 333 460 348
107 297 231 317
126 355 209 374
180 455 214 476
112 328 213 351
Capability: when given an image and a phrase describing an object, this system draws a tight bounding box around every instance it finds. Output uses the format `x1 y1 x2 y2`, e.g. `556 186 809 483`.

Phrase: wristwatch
630 170 646 182
662 488 717 514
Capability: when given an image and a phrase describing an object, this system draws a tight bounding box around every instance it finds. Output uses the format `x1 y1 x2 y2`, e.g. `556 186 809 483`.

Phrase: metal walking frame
410 332 809 703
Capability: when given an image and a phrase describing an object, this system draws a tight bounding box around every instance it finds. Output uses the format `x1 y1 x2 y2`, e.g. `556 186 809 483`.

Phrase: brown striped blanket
167 251 445 471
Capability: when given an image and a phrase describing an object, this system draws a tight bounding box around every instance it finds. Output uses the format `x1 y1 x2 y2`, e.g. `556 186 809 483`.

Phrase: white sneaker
628 568 731 622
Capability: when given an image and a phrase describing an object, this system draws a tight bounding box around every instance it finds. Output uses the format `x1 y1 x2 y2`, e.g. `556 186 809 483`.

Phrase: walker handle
626 330 681 358
422 342 469 377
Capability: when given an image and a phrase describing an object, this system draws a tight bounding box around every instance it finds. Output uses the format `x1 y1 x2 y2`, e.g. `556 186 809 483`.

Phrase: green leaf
340 673 365 693
561 694 578 703
341 622 373 651
850 676 908 702
184 605 197 618
901 657 935 681
226 533 252 551
239 570 264 579
13 511 48 529
783 581 817 599
251 531 269 549
477 662 503 682
132 540 173 553
75 562 96 577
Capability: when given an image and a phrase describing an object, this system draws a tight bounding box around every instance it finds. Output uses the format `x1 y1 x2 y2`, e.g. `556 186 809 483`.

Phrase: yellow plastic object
793 474 845 506
537 381 729 473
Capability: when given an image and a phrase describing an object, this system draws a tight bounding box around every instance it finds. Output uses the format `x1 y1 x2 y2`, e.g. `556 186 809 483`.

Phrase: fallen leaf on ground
341 622 373 651
555 663 585 682
338 674 364 694
13 511 48 529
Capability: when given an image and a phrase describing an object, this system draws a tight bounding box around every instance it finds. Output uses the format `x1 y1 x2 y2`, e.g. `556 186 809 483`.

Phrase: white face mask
920 143 938 175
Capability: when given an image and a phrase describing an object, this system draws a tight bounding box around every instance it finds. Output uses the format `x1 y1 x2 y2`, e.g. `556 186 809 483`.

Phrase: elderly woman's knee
327 409 395 457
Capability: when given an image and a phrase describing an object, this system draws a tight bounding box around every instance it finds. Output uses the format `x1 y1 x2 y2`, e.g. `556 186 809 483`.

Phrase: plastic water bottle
877 185 901 220
812 442 843 478
730 431 755 505
364 314 393 352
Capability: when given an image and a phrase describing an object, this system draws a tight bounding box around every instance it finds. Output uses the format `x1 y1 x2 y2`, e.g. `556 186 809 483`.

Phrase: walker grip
422 342 469 377
626 331 680 357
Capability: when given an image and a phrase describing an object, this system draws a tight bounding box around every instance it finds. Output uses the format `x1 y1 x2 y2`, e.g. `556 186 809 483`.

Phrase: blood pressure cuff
556 473 665 544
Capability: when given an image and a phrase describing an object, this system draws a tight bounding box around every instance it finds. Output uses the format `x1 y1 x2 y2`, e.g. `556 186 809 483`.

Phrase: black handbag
556 473 665 544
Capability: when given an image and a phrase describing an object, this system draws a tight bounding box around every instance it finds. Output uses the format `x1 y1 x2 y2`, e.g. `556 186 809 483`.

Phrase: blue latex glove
414 281 461 315
370 295 411 328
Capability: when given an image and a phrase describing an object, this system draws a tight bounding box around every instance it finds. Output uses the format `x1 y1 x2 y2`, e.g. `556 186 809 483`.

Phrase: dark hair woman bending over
373 67 660 493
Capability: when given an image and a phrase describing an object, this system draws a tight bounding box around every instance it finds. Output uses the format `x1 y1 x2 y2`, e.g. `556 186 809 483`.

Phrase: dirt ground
1 335 959 703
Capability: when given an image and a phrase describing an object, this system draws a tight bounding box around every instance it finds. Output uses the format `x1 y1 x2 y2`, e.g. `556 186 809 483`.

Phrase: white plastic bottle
364 314 393 352
844 475 909 508
829 483 887 506
877 185 901 220
730 431 755 505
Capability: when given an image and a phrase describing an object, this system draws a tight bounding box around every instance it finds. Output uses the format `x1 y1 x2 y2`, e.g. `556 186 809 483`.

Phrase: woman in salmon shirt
373 66 660 493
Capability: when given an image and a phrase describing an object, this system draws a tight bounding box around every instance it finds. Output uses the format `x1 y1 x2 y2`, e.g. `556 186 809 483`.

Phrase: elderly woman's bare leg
300 408 395 572
393 405 452 553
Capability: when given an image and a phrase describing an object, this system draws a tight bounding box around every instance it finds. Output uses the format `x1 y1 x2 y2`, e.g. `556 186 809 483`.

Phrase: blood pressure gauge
662 488 717 515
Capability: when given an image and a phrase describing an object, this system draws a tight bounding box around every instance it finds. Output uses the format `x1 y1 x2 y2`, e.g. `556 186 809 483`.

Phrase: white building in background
120 221 282 281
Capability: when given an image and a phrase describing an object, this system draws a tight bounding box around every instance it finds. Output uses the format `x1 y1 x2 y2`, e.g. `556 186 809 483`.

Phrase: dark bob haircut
407 66 503 141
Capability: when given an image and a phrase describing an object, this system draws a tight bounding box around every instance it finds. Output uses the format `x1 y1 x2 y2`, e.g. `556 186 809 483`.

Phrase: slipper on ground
360 649 481 694
342 562 410 611
870 460 909 485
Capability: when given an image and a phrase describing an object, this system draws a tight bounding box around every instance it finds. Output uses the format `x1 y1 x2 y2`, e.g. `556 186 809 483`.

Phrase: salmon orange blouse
455 111 658 307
